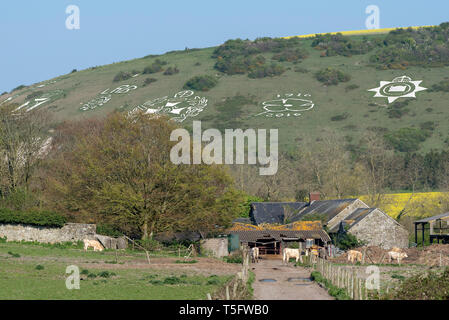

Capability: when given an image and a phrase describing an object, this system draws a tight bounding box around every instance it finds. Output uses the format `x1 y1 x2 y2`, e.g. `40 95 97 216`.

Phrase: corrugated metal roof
228 230 331 243
229 221 323 232
344 208 375 222
232 217 252 224
291 199 359 223
250 202 307 225
328 208 377 233
414 212 449 224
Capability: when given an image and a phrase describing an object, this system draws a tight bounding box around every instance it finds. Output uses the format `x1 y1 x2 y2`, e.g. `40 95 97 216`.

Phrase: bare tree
358 131 394 206
0 105 51 202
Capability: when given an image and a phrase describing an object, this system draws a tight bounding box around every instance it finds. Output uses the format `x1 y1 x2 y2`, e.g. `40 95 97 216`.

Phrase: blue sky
1 0 448 93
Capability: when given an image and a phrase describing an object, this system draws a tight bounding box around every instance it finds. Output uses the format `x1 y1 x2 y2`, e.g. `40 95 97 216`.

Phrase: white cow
251 247 259 263
83 239 104 252
347 250 363 264
283 248 303 264
387 251 408 265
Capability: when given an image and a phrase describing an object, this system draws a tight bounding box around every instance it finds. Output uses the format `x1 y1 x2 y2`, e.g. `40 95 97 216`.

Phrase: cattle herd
247 245 409 265
83 239 408 266
347 247 408 265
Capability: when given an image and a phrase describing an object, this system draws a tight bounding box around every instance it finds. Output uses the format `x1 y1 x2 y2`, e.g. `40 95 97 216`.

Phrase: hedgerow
0 208 66 228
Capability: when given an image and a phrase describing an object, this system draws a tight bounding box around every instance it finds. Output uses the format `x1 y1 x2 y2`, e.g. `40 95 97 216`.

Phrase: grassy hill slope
2 25 449 154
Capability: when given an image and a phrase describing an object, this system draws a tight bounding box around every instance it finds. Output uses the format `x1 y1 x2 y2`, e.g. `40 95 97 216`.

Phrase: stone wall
349 209 409 249
200 238 228 258
0 223 96 244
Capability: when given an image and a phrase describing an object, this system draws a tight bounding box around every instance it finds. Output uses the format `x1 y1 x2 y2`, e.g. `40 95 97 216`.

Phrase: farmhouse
230 193 409 250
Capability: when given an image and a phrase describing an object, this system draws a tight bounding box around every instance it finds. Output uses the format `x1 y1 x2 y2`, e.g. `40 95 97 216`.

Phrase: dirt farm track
251 256 332 300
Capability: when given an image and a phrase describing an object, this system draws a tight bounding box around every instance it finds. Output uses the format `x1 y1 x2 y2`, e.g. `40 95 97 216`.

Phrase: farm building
228 221 331 255
329 208 409 249
414 212 449 246
232 193 409 250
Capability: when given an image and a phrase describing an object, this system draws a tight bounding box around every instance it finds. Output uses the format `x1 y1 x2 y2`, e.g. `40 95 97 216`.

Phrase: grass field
0 241 236 300
3 28 449 154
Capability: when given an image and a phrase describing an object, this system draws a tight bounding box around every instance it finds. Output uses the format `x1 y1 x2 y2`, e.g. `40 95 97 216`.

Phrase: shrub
143 64 163 74
384 127 431 152
248 63 285 78
311 33 378 57
71 69 77 73
207 278 220 285
294 66 309 73
98 271 116 278
143 59 167 74
272 48 308 62
183 75 218 91
332 228 365 250
163 276 185 285
331 113 350 121
315 68 351 85
175 260 198 264
0 208 66 228
420 121 436 132
387 101 410 119
369 24 449 69
113 71 132 82
310 271 350 300
223 251 243 264
96 224 123 237
345 84 360 92
81 269 89 275
163 66 180 75
143 78 157 86
214 55 266 75
11 85 26 92
430 80 449 92
26 91 44 100
8 251 20 258
385 268 449 300
154 59 167 66
35 265 45 270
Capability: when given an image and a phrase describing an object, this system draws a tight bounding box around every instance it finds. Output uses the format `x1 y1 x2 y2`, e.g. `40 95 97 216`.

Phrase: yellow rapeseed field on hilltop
359 192 449 219
284 25 434 39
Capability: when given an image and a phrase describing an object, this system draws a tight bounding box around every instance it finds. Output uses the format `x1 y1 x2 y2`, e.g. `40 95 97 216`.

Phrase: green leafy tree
45 113 242 239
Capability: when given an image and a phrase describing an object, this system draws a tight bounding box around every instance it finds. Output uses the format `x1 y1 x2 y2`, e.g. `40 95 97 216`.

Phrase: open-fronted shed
414 212 449 246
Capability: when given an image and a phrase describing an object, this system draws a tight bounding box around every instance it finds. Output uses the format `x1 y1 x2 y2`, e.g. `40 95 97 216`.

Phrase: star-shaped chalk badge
368 76 427 104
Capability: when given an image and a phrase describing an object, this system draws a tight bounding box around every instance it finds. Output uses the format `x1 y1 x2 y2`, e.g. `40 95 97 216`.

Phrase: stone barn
243 193 409 249
329 208 409 249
